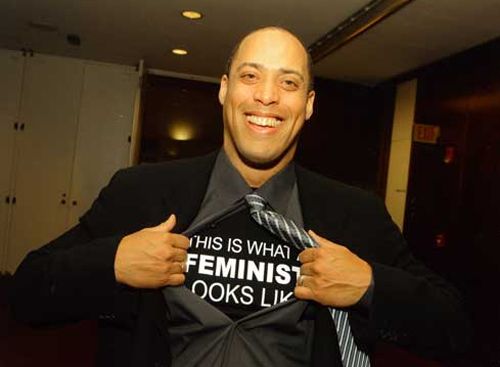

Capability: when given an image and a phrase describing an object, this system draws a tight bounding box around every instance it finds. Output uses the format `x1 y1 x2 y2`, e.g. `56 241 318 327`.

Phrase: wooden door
0 50 24 271
404 47 500 362
5 54 84 273
403 142 461 275
460 117 500 360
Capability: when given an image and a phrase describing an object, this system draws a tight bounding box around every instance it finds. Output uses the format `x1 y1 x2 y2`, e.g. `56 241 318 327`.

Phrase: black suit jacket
11 152 470 366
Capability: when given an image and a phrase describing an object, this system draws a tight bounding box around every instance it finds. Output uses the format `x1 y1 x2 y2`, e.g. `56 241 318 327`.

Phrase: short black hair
224 26 314 92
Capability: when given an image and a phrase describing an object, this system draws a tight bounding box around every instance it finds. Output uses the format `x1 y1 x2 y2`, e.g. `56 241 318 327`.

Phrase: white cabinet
7 55 85 273
0 51 140 273
0 49 25 271
67 63 139 227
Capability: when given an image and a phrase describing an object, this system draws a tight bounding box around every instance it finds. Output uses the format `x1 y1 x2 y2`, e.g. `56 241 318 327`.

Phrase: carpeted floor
0 274 97 367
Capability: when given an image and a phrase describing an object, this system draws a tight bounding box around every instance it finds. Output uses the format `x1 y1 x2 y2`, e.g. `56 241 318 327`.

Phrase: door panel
6 54 84 273
0 50 24 271
67 63 138 228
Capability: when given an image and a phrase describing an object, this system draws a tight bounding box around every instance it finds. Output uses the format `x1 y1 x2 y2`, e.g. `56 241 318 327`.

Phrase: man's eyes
238 72 301 90
240 72 258 82
282 79 299 90
279 77 303 91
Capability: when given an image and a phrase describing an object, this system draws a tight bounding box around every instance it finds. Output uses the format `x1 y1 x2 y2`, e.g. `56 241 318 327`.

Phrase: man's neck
239 166 281 188
224 149 294 188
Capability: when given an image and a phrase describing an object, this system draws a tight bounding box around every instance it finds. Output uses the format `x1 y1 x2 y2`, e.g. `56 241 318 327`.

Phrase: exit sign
413 124 440 144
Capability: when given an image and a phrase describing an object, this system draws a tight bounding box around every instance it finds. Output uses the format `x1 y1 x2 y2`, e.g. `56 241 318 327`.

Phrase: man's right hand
114 214 189 288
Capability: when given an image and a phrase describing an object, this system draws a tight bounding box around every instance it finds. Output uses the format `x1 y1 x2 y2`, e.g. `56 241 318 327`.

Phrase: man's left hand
294 230 372 308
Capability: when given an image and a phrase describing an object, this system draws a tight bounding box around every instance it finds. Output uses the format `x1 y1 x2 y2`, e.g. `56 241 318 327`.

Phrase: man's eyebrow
279 68 304 81
236 62 262 72
235 62 305 81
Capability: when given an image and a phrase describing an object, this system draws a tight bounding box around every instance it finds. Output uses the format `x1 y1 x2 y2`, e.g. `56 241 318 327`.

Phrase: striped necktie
245 193 370 367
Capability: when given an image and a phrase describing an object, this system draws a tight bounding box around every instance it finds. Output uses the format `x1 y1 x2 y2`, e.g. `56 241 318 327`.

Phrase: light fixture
168 121 195 141
308 0 413 63
181 10 203 20
172 48 188 56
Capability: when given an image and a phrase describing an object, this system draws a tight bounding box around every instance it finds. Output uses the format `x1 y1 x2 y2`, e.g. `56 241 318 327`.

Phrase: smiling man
12 27 470 367
219 28 315 186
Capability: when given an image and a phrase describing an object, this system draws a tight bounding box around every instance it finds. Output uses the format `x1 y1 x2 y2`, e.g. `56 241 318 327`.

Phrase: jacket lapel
296 164 348 240
143 152 218 348
296 165 348 367
160 151 219 232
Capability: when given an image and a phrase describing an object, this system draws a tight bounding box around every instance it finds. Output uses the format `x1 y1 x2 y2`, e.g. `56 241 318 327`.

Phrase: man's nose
253 78 279 105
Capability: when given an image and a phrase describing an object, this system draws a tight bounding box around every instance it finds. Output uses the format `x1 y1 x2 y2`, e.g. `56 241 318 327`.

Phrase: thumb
152 214 176 232
308 230 327 247
309 230 341 249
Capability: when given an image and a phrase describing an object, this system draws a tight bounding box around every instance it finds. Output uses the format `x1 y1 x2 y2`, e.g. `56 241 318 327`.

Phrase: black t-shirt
185 205 301 320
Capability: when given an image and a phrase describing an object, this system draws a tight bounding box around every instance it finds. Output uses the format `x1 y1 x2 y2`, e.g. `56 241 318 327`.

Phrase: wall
296 77 395 196
384 79 416 229
140 74 222 163
403 36 500 365
140 75 395 195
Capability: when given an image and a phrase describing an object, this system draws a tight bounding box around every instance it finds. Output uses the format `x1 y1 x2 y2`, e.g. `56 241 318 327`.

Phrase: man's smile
245 112 283 129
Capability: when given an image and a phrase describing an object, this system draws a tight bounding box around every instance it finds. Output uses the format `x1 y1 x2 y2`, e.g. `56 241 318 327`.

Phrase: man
11 27 469 366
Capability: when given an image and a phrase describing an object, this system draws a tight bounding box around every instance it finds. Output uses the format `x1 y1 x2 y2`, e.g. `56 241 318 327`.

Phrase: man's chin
238 150 289 170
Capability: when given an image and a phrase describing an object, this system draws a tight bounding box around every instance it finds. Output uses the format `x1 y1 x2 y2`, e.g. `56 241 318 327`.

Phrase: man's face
219 28 315 169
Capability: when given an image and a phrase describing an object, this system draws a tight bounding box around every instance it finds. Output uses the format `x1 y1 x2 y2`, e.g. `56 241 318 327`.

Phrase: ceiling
1 0 500 85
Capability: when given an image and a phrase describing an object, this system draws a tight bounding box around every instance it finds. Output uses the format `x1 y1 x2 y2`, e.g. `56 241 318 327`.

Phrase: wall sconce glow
172 48 188 56
182 10 203 20
168 121 195 141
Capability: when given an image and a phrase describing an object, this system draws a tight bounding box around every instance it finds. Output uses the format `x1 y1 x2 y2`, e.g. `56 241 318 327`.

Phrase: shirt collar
253 157 296 214
192 149 296 224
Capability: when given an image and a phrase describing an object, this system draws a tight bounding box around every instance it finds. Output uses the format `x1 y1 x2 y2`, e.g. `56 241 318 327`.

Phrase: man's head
224 28 315 93
218 27 315 182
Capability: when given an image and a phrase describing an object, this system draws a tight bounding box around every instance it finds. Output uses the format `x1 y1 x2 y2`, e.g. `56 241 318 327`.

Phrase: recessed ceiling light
181 10 203 20
172 48 188 56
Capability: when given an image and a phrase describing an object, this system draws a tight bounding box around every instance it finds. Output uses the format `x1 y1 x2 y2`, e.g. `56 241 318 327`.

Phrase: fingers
167 262 187 286
299 262 316 276
169 233 190 250
299 248 316 264
156 260 187 287
294 276 314 301
167 273 186 286
165 261 186 274
167 248 188 262
297 274 307 287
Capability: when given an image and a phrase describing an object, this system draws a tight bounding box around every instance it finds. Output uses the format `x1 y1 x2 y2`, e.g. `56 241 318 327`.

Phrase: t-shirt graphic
185 206 301 320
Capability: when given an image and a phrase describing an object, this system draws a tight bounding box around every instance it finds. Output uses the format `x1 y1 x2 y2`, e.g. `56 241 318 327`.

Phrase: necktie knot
245 193 267 213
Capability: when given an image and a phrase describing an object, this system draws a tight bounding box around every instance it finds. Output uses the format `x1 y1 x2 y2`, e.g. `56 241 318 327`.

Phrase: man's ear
305 90 315 121
218 75 228 106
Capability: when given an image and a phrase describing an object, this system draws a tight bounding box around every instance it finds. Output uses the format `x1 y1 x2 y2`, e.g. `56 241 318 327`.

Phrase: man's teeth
247 115 281 127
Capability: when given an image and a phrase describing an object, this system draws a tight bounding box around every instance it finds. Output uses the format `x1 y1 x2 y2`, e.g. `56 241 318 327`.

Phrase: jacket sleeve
10 169 139 325
346 193 471 358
